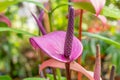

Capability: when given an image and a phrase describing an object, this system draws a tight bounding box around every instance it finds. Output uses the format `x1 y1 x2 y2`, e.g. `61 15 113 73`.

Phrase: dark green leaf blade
73 2 95 13
73 1 120 20
82 32 120 48
0 75 12 80
23 77 45 80
0 27 37 36
0 0 19 12
0 0 47 12
101 6 120 19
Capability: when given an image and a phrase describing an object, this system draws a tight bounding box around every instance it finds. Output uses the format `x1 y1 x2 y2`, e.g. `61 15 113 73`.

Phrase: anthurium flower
0 13 11 27
72 0 107 25
30 7 97 80
72 0 106 16
30 7 83 62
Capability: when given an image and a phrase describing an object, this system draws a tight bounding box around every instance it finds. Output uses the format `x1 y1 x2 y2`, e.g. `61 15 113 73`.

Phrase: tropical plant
0 0 120 80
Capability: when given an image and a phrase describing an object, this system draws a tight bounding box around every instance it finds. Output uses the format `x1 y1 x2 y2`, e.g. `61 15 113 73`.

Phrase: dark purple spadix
64 7 74 59
31 12 46 35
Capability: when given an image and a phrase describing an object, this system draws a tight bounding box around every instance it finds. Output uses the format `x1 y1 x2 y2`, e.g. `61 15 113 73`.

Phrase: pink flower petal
30 31 83 62
90 0 106 16
87 71 102 80
39 59 94 80
0 14 11 27
72 0 107 25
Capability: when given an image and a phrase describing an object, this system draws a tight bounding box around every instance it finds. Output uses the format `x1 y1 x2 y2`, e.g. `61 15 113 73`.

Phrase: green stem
48 13 53 31
56 68 61 80
53 68 57 80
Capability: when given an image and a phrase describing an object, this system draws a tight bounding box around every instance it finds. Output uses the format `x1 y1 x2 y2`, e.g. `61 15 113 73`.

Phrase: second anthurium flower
72 0 106 16
30 7 96 80
72 0 107 25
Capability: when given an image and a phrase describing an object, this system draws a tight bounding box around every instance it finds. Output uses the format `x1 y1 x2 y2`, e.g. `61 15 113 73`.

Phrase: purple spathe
30 31 83 62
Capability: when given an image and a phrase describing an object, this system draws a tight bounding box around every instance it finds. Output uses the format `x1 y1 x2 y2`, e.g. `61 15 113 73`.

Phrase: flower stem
38 49 46 77
48 13 53 31
78 9 83 41
53 68 57 80
77 9 83 80
56 68 61 80
65 63 71 80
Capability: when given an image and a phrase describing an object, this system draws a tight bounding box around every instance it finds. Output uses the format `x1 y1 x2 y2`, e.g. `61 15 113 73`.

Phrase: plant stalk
65 63 71 80
78 9 83 41
48 13 53 31
39 49 47 78
56 68 61 80
53 68 57 80
77 9 83 80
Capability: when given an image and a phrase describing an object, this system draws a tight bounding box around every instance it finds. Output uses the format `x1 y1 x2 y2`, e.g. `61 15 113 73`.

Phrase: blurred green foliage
0 75 12 80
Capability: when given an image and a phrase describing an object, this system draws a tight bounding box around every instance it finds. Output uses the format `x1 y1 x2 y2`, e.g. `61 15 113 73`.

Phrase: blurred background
0 0 120 80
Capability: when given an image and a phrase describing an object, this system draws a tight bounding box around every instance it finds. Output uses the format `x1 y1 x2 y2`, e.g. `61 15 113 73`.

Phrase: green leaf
101 6 120 19
0 75 12 80
23 77 45 80
73 2 120 19
47 74 66 80
0 27 37 36
0 0 19 12
51 3 68 14
82 32 120 48
56 69 61 80
73 2 95 13
0 0 47 12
